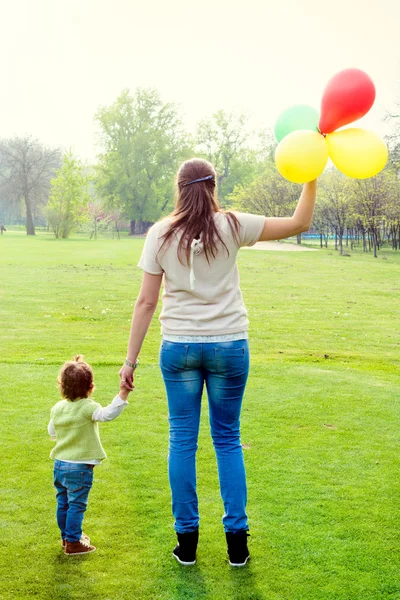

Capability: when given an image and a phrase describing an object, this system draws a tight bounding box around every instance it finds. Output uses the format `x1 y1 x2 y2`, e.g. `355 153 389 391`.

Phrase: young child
48 355 130 555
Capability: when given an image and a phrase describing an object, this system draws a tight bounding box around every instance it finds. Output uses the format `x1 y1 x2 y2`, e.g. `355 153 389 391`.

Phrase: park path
243 241 318 251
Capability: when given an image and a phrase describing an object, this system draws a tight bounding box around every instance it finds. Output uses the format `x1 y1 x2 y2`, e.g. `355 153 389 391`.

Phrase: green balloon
274 105 320 143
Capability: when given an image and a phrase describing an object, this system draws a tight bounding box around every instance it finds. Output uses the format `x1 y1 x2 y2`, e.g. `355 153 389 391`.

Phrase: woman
119 158 317 567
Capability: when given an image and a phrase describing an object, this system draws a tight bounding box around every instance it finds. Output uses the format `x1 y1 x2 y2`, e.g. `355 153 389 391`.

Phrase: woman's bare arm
258 180 317 242
119 271 163 389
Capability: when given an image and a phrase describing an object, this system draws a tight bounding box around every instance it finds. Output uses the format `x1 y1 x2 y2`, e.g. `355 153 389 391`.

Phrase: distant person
119 157 317 567
48 355 130 555
0 223 6 235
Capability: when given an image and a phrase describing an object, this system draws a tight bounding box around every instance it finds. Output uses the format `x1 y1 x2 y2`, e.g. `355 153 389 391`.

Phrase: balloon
275 130 328 184
319 69 376 134
274 105 320 142
326 128 388 179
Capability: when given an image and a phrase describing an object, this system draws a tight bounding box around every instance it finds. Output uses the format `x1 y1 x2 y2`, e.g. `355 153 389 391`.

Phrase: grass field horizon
1 231 400 600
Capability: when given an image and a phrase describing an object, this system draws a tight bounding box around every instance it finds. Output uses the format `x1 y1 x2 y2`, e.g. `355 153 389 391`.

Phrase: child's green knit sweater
50 398 106 461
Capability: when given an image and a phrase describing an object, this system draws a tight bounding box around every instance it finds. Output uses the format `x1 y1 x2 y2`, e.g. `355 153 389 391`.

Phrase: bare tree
384 87 400 171
319 170 353 255
348 174 388 258
0 136 61 235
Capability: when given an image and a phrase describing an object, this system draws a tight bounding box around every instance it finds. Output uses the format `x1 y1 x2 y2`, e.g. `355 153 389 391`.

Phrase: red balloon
319 69 376 134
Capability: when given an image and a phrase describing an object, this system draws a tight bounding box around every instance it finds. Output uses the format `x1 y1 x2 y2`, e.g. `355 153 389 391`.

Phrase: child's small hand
118 384 131 402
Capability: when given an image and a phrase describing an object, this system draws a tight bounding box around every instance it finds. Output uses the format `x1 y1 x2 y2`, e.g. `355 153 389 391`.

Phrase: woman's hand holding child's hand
119 365 135 392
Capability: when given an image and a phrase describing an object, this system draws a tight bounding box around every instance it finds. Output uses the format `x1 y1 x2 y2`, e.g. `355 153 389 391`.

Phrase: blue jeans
53 460 94 542
160 339 250 534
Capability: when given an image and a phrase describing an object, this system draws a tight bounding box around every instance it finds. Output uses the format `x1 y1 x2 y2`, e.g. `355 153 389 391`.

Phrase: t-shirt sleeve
234 212 265 247
137 224 164 275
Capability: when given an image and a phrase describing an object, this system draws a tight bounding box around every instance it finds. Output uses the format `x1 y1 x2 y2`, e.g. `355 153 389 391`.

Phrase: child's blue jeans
53 460 94 542
160 339 250 534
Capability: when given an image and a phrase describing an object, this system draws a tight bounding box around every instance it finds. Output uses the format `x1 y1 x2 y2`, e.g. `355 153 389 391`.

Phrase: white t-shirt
138 211 265 336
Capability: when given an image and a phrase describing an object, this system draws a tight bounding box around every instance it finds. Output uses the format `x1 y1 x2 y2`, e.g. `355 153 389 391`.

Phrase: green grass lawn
1 231 399 600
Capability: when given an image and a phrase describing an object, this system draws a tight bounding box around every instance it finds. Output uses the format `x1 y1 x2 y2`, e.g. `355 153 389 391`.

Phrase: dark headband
184 175 213 186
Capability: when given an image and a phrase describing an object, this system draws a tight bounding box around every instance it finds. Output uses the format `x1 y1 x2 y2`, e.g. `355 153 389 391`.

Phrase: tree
95 88 190 234
347 172 390 257
383 168 400 249
311 199 332 248
80 201 123 240
384 99 400 171
228 160 299 219
196 110 252 204
0 136 60 235
319 170 353 255
47 152 90 238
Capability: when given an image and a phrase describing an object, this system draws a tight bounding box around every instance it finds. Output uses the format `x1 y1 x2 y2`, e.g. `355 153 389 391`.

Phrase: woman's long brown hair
159 158 240 265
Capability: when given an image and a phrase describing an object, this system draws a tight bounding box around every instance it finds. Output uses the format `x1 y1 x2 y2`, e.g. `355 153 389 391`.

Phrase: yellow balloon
326 128 388 179
275 130 328 184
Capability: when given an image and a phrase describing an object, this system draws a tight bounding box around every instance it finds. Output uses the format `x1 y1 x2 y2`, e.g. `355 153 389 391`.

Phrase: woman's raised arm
258 180 317 242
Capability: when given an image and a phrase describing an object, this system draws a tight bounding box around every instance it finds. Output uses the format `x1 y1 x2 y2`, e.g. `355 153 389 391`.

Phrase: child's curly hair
58 355 95 401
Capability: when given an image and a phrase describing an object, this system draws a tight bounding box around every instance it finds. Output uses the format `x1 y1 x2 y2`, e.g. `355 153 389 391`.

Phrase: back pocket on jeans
64 471 84 492
214 346 246 377
160 341 189 371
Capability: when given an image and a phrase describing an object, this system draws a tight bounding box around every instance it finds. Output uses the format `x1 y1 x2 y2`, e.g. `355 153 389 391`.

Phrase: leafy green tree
47 152 90 238
218 149 260 206
228 160 299 219
95 88 190 234
196 110 253 205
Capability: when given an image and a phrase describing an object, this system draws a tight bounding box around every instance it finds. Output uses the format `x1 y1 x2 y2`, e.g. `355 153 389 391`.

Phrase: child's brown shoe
62 533 90 548
64 538 96 555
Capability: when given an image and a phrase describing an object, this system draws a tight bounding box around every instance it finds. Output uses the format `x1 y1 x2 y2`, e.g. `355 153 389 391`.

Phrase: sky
0 0 399 162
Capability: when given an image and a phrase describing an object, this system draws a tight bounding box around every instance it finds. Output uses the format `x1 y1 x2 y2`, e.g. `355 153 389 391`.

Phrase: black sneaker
173 530 199 565
226 531 250 566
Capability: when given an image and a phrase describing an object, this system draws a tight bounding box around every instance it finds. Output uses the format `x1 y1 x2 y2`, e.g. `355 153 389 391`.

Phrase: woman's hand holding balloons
274 69 388 184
